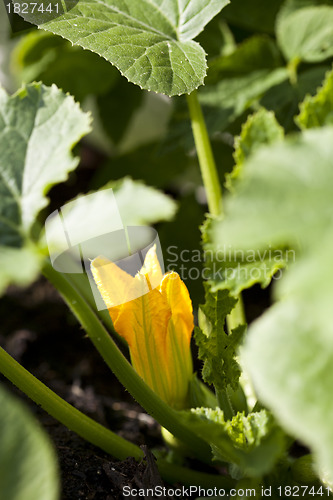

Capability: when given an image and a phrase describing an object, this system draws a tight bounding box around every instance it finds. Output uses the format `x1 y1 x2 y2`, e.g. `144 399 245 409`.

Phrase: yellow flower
91 246 193 409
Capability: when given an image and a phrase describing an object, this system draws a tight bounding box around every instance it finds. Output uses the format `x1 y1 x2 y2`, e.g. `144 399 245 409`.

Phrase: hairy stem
0 345 141 460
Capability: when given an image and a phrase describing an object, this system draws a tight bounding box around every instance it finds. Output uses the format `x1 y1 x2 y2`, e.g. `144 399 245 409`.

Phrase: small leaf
178 407 286 477
227 108 284 191
260 65 330 132
16 0 230 96
277 0 333 63
296 66 333 129
0 385 59 500
194 283 245 391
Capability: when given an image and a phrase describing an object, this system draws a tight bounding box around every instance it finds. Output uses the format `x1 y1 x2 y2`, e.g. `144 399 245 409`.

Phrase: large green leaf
0 82 91 293
17 0 229 96
209 127 333 483
277 0 333 63
0 385 59 500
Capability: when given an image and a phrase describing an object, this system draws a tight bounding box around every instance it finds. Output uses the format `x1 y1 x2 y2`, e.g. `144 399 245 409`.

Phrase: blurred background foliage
1 0 332 307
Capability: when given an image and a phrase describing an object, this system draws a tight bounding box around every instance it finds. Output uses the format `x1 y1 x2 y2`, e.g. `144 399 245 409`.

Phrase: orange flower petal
160 272 194 343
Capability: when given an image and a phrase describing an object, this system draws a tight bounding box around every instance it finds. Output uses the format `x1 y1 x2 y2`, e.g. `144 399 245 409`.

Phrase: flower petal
139 245 163 290
113 281 172 402
91 256 138 308
160 272 194 342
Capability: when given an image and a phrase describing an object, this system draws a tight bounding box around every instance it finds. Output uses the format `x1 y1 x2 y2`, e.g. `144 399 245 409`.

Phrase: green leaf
17 0 230 96
0 82 91 291
200 68 288 136
260 65 330 132
296 67 333 129
110 177 177 225
227 108 284 191
202 216 287 297
276 0 333 63
0 246 42 295
0 385 59 500
208 127 333 484
195 284 245 391
179 408 286 477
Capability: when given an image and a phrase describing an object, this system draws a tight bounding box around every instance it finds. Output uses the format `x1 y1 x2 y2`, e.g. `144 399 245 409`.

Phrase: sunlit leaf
17 0 230 96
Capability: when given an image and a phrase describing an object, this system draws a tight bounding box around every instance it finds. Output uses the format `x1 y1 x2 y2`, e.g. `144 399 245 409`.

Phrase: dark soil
0 279 174 500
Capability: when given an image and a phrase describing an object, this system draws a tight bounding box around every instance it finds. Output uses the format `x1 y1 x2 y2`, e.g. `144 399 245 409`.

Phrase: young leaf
16 0 230 96
227 108 284 191
195 284 245 392
296 67 333 129
179 407 286 477
209 127 333 484
0 83 91 292
260 65 330 132
277 0 333 63
0 385 59 500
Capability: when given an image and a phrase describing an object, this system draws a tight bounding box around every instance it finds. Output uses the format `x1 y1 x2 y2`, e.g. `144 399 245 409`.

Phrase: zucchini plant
1 0 333 497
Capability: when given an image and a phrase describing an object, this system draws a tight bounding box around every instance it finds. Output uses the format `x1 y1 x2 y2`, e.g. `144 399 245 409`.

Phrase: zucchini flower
91 246 193 409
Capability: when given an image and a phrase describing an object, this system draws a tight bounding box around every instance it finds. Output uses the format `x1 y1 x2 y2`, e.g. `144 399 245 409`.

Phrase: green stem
0 345 141 461
216 388 234 421
42 260 212 464
0 347 234 487
186 91 223 217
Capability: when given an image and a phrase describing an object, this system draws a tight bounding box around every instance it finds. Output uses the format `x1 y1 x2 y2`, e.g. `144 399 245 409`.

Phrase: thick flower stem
42 260 213 464
0 347 235 487
0 345 141 461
